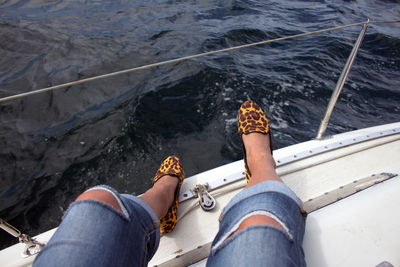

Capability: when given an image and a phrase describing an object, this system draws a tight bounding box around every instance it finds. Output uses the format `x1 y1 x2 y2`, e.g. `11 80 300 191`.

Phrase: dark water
1 0 399 249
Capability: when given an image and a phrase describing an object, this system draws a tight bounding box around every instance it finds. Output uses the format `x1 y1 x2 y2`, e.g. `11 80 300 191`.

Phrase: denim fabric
33 181 306 267
33 186 160 267
206 181 306 267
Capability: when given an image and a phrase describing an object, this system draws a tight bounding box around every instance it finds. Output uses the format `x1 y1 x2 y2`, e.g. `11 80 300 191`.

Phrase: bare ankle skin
242 133 282 188
139 175 178 219
228 133 285 236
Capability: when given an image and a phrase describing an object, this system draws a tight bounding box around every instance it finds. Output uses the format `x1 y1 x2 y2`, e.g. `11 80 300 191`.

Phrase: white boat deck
151 122 400 267
190 174 400 266
303 171 400 266
1 122 400 267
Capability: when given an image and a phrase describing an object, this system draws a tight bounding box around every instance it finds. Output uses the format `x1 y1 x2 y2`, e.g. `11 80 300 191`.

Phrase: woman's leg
74 174 178 219
33 175 179 267
207 128 306 266
233 133 284 233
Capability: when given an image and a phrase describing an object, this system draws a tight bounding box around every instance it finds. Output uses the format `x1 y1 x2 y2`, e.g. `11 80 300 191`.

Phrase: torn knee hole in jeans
83 186 130 218
214 211 292 250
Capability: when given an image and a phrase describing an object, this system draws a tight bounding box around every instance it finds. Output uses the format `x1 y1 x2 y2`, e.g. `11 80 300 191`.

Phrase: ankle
243 134 281 185
154 175 178 202
242 133 271 153
246 148 275 169
140 175 179 219
246 148 272 161
154 174 178 189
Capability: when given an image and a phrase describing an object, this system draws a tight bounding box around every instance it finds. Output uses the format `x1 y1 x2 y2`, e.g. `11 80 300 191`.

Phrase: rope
369 19 400 24
177 180 246 223
0 19 399 103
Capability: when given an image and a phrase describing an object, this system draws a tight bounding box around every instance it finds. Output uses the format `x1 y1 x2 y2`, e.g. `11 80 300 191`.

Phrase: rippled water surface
1 0 399 248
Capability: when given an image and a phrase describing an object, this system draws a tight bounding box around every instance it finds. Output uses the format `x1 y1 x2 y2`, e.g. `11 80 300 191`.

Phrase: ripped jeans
206 181 306 266
33 181 306 267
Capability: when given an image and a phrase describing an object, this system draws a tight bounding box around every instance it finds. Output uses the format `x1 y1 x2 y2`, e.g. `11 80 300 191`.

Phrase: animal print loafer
237 100 272 183
153 156 185 234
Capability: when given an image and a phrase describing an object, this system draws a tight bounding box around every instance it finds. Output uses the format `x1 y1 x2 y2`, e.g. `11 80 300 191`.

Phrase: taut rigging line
0 19 399 104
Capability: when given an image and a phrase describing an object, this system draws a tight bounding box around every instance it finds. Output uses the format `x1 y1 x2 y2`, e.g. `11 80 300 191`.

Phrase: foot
238 100 275 183
237 100 282 186
242 133 281 187
150 175 179 217
242 132 272 162
151 156 185 234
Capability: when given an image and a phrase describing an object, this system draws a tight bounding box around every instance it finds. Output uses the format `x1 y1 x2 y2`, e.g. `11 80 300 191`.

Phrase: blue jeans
33 181 306 267
206 181 306 266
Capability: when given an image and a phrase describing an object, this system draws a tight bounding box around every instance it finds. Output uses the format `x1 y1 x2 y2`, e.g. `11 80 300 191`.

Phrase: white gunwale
149 122 400 267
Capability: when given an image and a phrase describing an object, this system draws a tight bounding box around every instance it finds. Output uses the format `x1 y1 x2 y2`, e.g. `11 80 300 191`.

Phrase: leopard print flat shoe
153 156 185 234
237 100 272 183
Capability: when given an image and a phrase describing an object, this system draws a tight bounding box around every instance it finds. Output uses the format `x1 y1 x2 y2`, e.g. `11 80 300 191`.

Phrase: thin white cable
1 19 398 103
